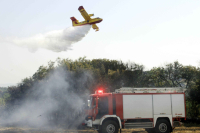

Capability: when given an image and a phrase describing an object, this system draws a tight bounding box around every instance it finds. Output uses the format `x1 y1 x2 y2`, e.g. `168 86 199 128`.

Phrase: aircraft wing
78 6 91 21
92 24 99 31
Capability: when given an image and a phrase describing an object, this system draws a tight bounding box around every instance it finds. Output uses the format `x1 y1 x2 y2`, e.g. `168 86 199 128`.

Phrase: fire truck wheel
155 119 171 133
102 120 119 133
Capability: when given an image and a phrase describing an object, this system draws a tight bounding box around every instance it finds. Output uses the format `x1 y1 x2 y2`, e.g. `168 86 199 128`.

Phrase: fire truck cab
84 87 186 133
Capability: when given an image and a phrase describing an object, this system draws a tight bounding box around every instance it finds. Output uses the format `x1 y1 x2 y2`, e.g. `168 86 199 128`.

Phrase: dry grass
0 127 200 133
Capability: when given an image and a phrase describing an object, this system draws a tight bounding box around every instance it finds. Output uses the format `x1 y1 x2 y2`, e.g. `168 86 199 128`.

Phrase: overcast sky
0 0 200 86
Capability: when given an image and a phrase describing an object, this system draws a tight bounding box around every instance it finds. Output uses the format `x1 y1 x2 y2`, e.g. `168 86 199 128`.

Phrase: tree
149 61 190 87
181 66 198 88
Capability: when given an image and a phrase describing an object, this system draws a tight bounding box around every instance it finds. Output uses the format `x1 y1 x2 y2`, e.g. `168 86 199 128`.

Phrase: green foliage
188 80 200 104
182 65 198 88
148 61 198 88
0 87 7 92
186 100 200 118
149 61 183 87
0 88 10 106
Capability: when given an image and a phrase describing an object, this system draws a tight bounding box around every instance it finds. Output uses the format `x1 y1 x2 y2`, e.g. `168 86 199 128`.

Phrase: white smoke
6 25 91 52
0 68 92 129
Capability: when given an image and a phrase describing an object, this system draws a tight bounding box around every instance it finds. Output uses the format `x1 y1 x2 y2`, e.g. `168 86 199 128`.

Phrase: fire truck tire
155 119 171 133
102 120 119 133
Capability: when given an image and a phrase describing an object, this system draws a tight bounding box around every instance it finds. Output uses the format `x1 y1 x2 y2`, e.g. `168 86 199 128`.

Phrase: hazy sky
0 0 200 86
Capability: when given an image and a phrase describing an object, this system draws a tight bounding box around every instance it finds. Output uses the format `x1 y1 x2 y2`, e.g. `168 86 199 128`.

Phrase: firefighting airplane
70 6 103 32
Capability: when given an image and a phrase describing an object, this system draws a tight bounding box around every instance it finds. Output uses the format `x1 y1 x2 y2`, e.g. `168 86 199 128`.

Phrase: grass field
0 127 200 133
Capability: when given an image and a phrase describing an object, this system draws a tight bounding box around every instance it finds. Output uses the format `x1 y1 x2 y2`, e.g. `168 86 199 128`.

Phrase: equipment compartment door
123 95 153 119
171 94 185 117
153 94 171 115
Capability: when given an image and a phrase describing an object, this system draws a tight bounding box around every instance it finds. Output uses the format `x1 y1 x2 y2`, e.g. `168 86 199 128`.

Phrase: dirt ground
0 127 200 133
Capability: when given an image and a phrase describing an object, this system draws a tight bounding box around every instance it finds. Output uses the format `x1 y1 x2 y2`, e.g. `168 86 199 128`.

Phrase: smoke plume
5 25 91 52
0 68 93 129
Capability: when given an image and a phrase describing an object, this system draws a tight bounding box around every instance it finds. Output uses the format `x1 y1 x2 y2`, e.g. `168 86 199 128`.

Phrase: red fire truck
83 87 186 133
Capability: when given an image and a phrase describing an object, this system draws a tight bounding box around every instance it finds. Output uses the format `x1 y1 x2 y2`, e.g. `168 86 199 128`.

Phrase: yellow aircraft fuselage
70 6 103 31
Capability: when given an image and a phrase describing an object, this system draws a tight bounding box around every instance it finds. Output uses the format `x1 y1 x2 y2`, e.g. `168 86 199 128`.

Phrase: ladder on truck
115 87 186 93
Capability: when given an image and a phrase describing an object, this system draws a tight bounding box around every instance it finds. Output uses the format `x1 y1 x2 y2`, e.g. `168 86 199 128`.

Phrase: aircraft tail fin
70 17 79 26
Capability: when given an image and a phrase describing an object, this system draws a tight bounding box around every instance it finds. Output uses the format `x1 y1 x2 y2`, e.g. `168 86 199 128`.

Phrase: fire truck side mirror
87 100 91 107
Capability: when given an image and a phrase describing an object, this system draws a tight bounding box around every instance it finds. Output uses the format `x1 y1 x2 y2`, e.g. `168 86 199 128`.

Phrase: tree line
0 57 200 126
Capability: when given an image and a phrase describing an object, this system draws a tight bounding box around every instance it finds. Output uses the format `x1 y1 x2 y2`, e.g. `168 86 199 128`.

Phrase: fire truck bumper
84 119 92 127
